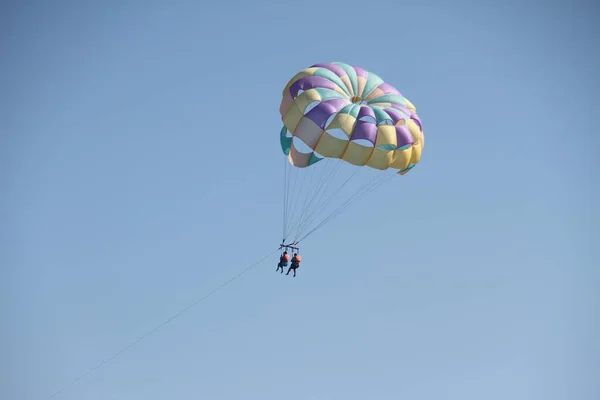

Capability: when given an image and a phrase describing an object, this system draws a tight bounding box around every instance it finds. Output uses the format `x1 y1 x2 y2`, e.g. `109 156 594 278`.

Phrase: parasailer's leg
286 265 297 277
277 261 288 273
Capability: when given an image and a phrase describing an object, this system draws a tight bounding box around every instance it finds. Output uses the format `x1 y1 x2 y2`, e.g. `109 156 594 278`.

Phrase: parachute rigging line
45 248 280 400
296 170 396 243
281 156 397 246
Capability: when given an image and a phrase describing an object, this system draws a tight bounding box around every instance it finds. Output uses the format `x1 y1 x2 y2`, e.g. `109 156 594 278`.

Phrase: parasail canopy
279 62 424 175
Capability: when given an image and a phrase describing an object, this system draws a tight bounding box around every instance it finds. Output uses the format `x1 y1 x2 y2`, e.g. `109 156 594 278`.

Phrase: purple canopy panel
376 82 402 96
289 76 337 98
357 105 376 120
395 124 414 148
350 121 377 145
305 98 348 129
353 66 368 79
384 108 405 125
410 113 423 130
389 103 412 115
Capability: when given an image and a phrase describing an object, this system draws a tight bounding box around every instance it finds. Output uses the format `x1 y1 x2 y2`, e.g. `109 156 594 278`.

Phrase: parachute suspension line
295 172 356 241
282 155 288 241
284 159 295 239
283 155 290 240
282 147 399 246
284 158 345 243
299 159 345 221
45 247 280 400
295 173 378 242
296 175 383 244
296 170 397 244
283 157 299 240
295 160 320 223
286 159 340 238
285 160 312 239
293 168 359 243
299 171 396 243
285 160 320 242
283 158 329 242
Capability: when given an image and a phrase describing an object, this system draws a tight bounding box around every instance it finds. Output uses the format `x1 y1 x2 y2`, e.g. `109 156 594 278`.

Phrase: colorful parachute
278 62 425 245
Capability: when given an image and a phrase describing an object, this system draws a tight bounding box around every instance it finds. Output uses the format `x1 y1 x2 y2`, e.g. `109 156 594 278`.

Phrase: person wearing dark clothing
286 253 301 277
276 251 290 273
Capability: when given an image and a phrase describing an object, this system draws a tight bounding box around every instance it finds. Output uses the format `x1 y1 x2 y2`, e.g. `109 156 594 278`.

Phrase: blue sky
1 0 598 399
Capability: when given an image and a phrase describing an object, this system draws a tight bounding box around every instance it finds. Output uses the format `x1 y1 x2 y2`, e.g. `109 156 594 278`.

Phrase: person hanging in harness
276 251 290 273
286 253 302 277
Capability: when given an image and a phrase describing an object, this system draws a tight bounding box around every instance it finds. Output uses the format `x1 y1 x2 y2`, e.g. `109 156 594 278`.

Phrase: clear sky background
2 0 598 399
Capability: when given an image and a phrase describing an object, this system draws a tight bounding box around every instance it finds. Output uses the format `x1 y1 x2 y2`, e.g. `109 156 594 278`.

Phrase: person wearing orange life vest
286 253 301 277
276 251 290 273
